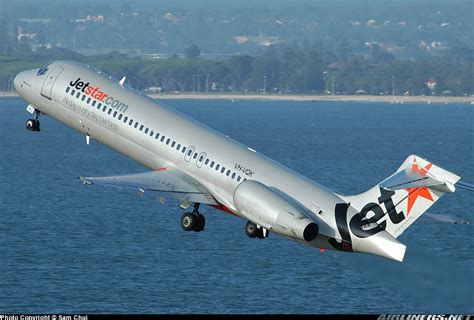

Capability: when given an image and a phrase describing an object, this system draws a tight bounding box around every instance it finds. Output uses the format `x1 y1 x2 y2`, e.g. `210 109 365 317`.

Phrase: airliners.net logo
378 315 470 320
69 77 128 113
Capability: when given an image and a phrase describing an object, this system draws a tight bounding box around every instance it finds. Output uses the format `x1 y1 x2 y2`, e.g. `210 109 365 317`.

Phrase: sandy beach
2 91 472 104
149 93 474 104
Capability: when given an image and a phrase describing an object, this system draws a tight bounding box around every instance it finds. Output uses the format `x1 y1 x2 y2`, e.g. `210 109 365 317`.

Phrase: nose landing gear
26 109 41 132
26 119 40 132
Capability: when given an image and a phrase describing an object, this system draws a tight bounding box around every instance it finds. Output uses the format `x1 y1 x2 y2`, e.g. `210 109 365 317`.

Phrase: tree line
0 46 472 96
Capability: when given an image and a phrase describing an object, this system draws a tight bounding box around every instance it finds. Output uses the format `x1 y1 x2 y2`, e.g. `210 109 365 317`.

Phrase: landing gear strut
181 203 205 232
245 221 269 239
26 110 41 132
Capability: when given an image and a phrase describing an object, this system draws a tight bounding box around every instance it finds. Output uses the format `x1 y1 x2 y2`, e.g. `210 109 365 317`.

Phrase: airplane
14 61 473 262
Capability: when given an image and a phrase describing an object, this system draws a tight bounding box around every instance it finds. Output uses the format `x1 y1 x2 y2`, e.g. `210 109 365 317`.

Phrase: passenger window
210 161 214 168
166 139 170 145
123 116 128 123
171 141 175 147
232 172 236 179
118 114 123 120
145 128 149 134
182 147 186 153
108 109 112 115
196 152 207 168
134 122 138 128
113 111 118 117
92 100 96 106
155 132 159 139
177 144 181 150
161 136 165 142
237 176 241 182
71 89 75 95
139 125 144 131
129 119 133 126
193 153 198 159
98 103 102 109
103 105 107 112
150 130 154 137
76 92 81 98
226 170 231 176
184 146 194 162
66 87 70 93
216 164 220 170
221 167 225 173
81 95 86 101
205 159 209 165
87 97 91 104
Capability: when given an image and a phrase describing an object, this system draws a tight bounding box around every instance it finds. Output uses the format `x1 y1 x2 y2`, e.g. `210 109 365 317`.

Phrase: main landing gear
181 203 206 232
26 110 41 132
245 221 269 239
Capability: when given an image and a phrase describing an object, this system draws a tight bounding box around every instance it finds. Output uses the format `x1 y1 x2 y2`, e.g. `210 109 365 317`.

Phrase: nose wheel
181 203 205 232
26 119 41 132
26 109 41 132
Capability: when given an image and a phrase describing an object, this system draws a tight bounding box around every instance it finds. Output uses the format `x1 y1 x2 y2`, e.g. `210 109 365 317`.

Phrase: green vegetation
1 46 472 96
0 0 471 95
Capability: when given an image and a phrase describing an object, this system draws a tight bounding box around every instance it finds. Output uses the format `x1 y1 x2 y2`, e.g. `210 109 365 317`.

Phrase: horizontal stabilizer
380 156 460 193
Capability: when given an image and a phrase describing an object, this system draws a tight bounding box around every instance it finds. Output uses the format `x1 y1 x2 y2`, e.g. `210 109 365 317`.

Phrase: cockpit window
37 65 49 76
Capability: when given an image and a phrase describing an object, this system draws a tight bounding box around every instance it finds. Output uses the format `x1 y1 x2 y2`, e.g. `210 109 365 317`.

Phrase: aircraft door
41 66 64 100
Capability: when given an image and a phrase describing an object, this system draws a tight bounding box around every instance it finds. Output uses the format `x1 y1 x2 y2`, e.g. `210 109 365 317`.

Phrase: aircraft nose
14 69 37 94
14 71 30 92
13 72 23 92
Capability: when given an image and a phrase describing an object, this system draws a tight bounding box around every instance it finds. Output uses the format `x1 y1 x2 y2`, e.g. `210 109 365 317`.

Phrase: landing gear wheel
256 228 266 239
245 221 258 238
193 213 206 232
26 119 40 132
181 203 205 232
26 119 35 131
181 212 196 231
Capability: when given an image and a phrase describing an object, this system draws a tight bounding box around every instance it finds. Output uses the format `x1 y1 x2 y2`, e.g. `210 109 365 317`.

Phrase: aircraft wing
79 168 218 205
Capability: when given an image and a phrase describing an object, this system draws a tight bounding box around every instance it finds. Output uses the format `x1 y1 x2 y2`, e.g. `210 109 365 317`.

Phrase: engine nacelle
233 180 318 242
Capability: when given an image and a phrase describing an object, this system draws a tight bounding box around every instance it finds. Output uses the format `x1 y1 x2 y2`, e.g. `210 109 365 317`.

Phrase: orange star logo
405 158 434 215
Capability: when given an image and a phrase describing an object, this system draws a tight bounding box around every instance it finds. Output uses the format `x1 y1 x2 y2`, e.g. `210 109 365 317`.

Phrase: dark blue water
0 98 472 313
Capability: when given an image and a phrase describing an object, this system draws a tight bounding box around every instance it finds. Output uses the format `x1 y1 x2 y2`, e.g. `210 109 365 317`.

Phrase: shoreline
1 91 472 104
150 93 474 104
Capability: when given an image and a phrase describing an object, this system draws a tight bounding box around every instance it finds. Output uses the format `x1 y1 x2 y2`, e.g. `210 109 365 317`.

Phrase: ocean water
0 98 472 314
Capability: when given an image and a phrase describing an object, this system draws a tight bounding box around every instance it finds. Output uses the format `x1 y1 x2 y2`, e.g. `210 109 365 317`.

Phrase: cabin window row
67 86 243 183
201 156 243 182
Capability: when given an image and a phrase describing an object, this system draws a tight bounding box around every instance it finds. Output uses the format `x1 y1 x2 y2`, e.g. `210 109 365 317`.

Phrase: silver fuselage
15 60 352 249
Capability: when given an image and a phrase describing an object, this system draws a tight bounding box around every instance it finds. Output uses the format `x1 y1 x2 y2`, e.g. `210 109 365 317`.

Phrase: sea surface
0 98 472 314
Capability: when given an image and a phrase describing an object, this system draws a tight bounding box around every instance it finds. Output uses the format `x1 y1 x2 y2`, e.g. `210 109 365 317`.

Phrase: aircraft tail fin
345 155 461 238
